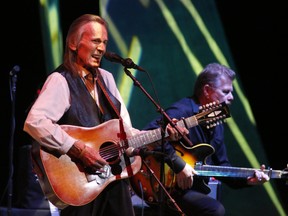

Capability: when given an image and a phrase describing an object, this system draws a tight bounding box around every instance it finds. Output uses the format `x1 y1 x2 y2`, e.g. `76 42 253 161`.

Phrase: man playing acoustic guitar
23 14 187 216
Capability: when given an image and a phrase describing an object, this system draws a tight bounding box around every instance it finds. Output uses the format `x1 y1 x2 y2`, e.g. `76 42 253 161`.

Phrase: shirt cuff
172 155 186 174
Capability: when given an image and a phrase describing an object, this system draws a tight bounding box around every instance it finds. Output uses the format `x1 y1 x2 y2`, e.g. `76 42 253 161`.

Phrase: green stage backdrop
38 0 286 215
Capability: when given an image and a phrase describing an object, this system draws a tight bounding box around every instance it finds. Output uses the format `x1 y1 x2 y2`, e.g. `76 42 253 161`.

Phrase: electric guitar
130 143 288 205
31 101 230 209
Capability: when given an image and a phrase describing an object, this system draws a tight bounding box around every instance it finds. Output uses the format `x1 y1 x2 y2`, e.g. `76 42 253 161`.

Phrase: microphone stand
141 159 184 215
7 71 18 216
124 67 190 216
123 68 193 147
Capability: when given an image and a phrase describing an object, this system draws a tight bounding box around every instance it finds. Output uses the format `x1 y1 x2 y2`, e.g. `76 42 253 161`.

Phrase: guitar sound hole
99 141 120 164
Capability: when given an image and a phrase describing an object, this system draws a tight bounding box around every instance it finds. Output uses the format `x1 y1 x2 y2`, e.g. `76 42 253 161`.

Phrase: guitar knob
147 196 154 203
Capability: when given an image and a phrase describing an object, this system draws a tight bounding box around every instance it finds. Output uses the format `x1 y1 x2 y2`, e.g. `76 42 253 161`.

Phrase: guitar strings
97 144 122 160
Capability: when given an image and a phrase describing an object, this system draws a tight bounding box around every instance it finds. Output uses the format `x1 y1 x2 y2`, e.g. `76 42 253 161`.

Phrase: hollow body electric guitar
130 144 288 205
31 101 230 209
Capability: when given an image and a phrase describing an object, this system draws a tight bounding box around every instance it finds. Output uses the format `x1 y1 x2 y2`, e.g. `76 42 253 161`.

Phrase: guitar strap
96 70 133 176
96 73 121 119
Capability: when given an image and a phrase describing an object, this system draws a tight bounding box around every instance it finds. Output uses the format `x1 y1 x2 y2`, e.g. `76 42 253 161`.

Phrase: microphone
9 65 20 76
104 51 145 72
125 147 166 157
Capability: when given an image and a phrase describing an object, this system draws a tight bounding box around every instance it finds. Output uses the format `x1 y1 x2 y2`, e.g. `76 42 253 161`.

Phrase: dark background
217 1 288 211
1 0 287 213
217 1 288 170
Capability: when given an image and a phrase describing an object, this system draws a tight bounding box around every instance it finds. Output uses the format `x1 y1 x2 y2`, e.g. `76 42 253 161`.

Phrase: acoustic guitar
31 101 230 209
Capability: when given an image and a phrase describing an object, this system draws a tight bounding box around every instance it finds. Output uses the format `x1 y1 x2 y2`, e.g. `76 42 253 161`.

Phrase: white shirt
23 68 137 154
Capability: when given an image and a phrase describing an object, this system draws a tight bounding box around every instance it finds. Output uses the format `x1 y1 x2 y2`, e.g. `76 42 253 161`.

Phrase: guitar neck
195 164 288 179
126 116 199 149
127 127 168 149
126 101 230 150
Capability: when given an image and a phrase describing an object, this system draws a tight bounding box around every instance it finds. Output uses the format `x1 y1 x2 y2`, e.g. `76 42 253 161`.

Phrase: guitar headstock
197 101 231 129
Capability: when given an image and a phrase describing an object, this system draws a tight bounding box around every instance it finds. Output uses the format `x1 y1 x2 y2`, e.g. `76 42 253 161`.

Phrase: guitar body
129 143 215 204
31 119 142 209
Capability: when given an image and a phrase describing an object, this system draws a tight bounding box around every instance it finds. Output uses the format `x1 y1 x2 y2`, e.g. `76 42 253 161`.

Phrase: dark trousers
60 180 135 216
170 189 225 216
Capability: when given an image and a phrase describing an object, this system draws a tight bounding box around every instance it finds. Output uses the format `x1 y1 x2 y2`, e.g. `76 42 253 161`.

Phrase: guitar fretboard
127 127 166 149
126 116 199 150
195 164 288 179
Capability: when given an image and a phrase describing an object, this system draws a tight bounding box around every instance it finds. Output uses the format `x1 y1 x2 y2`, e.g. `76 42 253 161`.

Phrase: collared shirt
23 67 137 154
